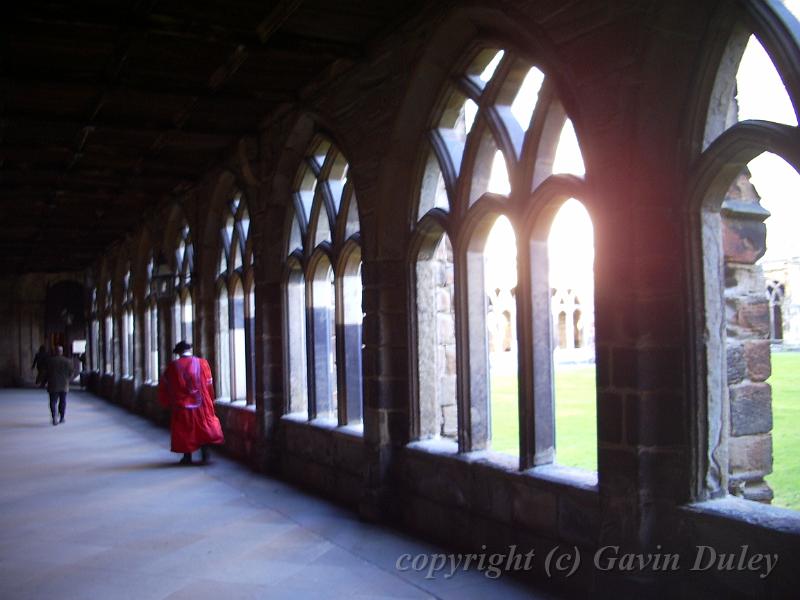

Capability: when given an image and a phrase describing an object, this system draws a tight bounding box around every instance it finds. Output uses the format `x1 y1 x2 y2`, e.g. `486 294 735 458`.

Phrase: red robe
158 356 224 453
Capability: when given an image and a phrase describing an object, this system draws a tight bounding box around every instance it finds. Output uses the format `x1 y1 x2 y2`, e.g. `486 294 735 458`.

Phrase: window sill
408 437 459 456
215 398 256 412
279 413 364 438
682 496 800 534
336 422 364 438
406 440 523 472
406 440 599 495
526 463 598 493
281 412 309 423
309 416 339 430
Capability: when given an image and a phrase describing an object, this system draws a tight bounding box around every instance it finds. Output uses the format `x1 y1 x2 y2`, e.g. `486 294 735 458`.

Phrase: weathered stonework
721 172 774 503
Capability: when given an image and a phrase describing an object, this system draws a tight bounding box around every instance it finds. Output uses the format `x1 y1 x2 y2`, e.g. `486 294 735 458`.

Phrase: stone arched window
89 287 100 372
283 135 363 426
144 254 160 383
766 281 785 341
172 222 194 347
692 3 800 507
410 46 597 471
121 264 134 378
216 192 255 404
103 279 114 374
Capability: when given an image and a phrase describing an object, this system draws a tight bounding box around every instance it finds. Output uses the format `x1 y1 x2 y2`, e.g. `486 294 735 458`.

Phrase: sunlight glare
547 199 594 290
484 216 517 294
510 67 545 130
737 36 797 126
464 99 478 134
487 150 511 195
781 0 800 22
749 153 800 262
552 119 585 176
480 50 505 83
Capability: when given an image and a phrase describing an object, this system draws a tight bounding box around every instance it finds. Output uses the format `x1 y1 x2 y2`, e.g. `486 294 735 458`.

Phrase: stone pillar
255 279 283 471
360 258 408 521
721 171 773 503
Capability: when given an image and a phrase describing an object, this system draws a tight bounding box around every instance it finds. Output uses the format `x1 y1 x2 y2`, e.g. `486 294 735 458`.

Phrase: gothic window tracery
216 193 255 404
411 46 597 470
103 279 114 374
121 265 134 377
173 222 194 348
284 136 363 426
144 254 160 382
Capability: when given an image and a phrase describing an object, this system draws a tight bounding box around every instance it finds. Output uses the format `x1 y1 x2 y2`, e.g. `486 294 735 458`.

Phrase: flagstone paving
0 389 555 600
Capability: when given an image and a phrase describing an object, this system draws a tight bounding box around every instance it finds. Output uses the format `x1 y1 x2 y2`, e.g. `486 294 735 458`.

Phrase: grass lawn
767 352 800 510
489 352 799 509
490 364 597 471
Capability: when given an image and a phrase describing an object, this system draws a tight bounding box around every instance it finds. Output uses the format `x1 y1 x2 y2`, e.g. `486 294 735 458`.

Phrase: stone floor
0 388 555 600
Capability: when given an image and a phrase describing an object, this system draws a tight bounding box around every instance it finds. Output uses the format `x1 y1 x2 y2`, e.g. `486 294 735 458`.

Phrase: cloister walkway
0 388 551 600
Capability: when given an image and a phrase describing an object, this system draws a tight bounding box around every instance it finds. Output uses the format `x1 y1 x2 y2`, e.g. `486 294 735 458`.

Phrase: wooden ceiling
1 0 423 274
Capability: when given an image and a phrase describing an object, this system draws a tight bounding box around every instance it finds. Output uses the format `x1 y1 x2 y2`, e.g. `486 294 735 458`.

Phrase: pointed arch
409 213 457 442
282 127 364 426
335 239 364 426
214 186 256 404
407 34 593 473
283 254 308 416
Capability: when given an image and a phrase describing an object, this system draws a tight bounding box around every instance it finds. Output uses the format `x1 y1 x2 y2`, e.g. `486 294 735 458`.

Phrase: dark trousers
49 391 67 420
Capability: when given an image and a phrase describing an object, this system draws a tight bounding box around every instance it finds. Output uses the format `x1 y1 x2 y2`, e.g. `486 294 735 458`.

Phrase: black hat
173 341 192 355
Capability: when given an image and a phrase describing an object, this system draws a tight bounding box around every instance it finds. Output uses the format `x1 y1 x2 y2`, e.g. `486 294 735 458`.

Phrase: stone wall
399 444 600 596
415 233 458 441
0 278 23 388
214 402 258 465
431 237 458 439
278 416 366 507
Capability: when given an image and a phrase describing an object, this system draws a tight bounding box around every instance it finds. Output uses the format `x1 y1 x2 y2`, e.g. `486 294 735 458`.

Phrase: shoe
200 447 210 464
179 454 192 466
59 417 65 423
52 418 58 426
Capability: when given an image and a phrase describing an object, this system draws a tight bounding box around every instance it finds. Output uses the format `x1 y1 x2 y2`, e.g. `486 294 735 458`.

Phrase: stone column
359 258 408 521
721 171 773 503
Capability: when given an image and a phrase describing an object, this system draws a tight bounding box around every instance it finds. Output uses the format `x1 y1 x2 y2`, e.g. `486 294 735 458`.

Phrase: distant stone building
551 284 595 363
762 257 800 346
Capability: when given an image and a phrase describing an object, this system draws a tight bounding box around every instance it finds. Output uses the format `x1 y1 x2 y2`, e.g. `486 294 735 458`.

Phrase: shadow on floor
93 461 207 472
2 421 56 429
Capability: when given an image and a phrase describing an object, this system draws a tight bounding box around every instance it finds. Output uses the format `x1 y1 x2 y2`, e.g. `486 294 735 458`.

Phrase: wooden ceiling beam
2 115 246 143
2 77 295 106
256 0 304 43
1 174 190 196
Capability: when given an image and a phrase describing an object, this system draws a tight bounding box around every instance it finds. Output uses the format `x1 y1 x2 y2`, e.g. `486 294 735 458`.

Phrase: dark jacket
32 350 48 371
45 356 75 393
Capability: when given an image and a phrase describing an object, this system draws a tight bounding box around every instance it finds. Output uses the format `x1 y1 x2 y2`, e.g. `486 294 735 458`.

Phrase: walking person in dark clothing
45 346 76 426
32 345 48 388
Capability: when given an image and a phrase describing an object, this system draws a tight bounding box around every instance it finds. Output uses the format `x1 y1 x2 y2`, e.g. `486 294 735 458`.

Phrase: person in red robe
158 341 224 465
